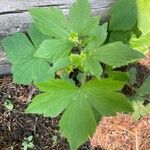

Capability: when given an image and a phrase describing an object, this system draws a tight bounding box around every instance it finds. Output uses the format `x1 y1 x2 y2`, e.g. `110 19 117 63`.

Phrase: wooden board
0 0 116 75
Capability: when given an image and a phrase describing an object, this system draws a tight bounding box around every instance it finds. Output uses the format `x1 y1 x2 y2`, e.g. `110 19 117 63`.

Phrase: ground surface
91 113 150 150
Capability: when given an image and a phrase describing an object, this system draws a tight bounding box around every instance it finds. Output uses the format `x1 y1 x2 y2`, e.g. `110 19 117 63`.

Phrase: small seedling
132 99 150 120
52 135 57 147
22 135 34 150
4 99 14 111
9 146 14 150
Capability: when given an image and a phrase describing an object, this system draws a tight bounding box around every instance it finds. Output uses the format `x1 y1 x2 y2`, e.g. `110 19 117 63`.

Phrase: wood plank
0 8 111 36
0 0 116 75
0 47 11 75
0 0 115 13
0 0 116 36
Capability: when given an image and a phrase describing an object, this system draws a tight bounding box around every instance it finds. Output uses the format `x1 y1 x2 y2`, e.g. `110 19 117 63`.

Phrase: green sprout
22 135 35 150
4 99 14 111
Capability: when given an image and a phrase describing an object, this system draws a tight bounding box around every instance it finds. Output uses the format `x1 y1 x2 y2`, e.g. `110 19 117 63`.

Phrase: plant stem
81 73 87 86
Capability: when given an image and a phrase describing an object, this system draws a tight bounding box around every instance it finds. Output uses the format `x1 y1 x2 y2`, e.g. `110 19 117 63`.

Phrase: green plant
109 0 150 33
2 0 147 149
109 0 150 54
52 135 57 147
132 75 150 120
109 0 150 121
22 135 34 150
130 33 150 54
109 0 150 120
4 99 14 111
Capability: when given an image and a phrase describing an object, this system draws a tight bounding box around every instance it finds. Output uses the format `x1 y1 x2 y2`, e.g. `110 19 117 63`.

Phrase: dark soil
0 76 96 150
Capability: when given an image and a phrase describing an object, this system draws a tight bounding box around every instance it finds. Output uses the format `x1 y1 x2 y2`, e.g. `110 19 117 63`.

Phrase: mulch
90 113 150 150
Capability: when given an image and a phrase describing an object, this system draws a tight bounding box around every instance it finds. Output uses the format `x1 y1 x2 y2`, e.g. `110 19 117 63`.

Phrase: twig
135 129 139 150
27 86 36 103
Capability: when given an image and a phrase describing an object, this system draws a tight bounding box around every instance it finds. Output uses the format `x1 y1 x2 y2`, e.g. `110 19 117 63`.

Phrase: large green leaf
27 80 78 117
2 33 35 64
109 31 131 44
84 23 108 50
80 16 100 36
2 32 50 84
132 74 150 120
137 0 150 35
109 71 129 82
93 42 144 67
35 39 73 62
128 67 137 85
130 33 150 54
83 40 143 78
83 54 103 78
49 57 71 78
28 24 49 49
89 23 108 46
12 58 50 84
137 75 150 96
109 0 137 31
30 7 70 38
34 39 73 78
132 99 150 120
69 0 91 33
84 79 133 116
27 79 133 150
60 95 96 150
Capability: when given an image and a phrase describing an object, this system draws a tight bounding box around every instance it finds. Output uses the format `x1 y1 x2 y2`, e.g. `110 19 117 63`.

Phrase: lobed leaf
84 79 133 116
109 0 137 31
35 79 77 92
28 24 49 49
84 23 108 52
109 31 131 44
137 0 150 35
30 7 70 38
60 95 96 150
83 54 103 78
27 79 78 117
2 32 50 84
109 71 129 82
80 16 100 36
132 100 150 120
69 0 91 33
35 39 73 62
130 33 150 54
93 42 144 67
128 67 137 85
2 33 35 64
12 58 50 84
49 57 71 78
137 75 150 96
27 79 133 150
89 23 108 47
